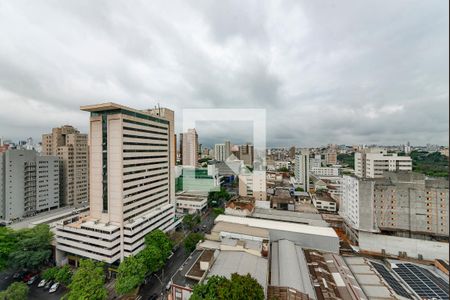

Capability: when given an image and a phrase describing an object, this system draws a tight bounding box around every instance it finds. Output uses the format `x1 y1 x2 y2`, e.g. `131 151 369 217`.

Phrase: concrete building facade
238 143 254 167
42 125 88 207
0 150 59 221
55 103 177 265
311 166 339 177
354 148 412 178
181 128 198 167
340 172 449 243
294 152 310 191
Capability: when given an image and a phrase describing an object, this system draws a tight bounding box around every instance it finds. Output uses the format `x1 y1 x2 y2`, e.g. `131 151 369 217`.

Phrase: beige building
42 125 88 207
354 148 412 178
238 143 254 167
55 103 177 264
238 170 268 208
325 150 337 165
181 128 198 167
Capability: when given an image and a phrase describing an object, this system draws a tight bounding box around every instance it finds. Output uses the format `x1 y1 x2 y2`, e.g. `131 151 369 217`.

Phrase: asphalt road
138 210 216 300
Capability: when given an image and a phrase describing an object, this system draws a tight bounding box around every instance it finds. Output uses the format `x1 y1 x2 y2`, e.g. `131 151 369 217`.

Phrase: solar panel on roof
392 263 449 300
370 261 412 299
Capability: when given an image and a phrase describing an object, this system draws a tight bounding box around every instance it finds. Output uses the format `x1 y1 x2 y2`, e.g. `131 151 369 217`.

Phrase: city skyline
0 1 448 147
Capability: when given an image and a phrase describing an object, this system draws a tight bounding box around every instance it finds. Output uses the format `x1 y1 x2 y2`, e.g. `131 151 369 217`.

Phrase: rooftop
271 240 316 299
314 191 336 203
212 221 270 239
215 214 338 238
208 251 268 295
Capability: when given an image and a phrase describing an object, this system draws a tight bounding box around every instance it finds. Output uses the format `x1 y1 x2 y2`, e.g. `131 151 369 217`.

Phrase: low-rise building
225 195 255 217
175 192 208 215
311 166 339 177
312 191 337 212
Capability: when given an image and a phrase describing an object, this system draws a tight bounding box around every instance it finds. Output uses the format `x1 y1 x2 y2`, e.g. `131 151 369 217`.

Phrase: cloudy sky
0 0 448 147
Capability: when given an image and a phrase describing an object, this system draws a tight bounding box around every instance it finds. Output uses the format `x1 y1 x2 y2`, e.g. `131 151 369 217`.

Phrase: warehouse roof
215 214 337 238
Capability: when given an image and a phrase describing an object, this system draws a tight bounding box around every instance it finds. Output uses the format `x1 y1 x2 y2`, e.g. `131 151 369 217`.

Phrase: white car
49 282 60 293
37 279 47 288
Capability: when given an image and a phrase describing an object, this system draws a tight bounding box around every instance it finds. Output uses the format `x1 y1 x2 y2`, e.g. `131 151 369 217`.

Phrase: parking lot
0 271 66 299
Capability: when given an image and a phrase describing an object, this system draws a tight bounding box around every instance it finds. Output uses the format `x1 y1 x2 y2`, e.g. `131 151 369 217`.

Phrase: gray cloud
0 0 448 147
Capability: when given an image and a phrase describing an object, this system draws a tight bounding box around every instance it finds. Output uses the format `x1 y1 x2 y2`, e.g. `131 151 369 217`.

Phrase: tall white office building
294 151 310 191
55 103 177 265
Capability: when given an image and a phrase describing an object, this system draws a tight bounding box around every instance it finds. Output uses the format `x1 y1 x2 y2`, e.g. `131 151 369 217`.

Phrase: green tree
190 275 228 300
66 259 107 300
182 214 201 230
0 282 29 300
138 245 164 274
277 167 289 172
115 255 147 295
207 189 231 207
144 229 173 260
184 233 204 253
0 227 17 271
42 266 59 281
190 273 264 300
56 265 73 286
213 208 225 216
8 224 53 270
295 187 304 192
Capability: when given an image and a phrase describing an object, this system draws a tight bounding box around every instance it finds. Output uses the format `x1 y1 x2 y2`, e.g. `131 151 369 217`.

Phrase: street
138 209 216 300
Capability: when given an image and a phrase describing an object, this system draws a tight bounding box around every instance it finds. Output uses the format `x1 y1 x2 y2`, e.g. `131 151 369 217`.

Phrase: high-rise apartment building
354 148 412 178
42 125 88 207
55 103 176 265
238 143 254 167
294 151 310 191
340 172 449 242
224 141 231 161
0 149 59 220
325 150 337 165
181 129 198 167
309 154 322 169
214 144 225 161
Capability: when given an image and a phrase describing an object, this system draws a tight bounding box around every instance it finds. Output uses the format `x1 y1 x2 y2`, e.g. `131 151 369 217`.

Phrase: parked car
13 271 25 279
49 282 59 293
44 280 53 289
38 279 47 288
22 273 35 282
27 275 38 285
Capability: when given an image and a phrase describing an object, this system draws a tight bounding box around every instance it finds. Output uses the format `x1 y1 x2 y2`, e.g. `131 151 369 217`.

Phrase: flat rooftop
315 192 336 203
9 206 89 230
212 221 269 239
215 215 338 238
208 251 268 295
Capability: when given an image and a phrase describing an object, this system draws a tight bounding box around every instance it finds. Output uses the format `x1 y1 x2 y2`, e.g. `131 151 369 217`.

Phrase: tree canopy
182 214 201 230
208 189 231 207
0 282 29 300
410 150 449 178
184 233 204 253
0 227 18 271
138 244 164 274
144 229 173 260
190 273 264 300
66 259 107 300
115 255 147 295
8 224 53 270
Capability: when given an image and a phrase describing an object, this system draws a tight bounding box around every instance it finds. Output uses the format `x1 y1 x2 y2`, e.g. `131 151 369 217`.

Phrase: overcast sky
0 0 448 147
